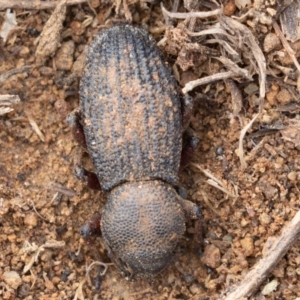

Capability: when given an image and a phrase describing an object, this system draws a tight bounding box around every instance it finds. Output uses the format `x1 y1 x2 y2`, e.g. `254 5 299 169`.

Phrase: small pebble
276 89 292 104
201 244 221 268
24 212 38 228
55 41 75 71
287 171 297 182
189 283 203 295
264 33 281 53
259 212 272 225
240 236 254 257
3 271 22 289
215 146 224 156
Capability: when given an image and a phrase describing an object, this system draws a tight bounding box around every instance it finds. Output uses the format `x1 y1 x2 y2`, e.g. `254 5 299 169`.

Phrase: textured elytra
101 181 186 277
80 25 182 191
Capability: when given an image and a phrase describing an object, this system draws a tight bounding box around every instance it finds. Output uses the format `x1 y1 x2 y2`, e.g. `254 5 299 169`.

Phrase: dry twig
223 209 300 300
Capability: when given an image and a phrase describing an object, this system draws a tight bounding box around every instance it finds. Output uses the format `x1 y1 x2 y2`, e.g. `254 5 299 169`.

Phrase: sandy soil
1 0 300 299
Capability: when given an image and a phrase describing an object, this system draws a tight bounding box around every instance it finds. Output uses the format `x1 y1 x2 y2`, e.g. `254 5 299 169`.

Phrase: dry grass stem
161 3 221 20
192 163 223 186
186 27 231 38
224 79 242 116
22 240 65 273
73 278 86 300
73 261 110 300
206 179 236 197
86 261 109 276
25 111 45 142
183 71 241 94
47 182 77 197
222 16 266 106
223 209 300 300
29 199 48 221
238 113 260 169
0 0 87 10
192 163 236 197
208 39 240 58
273 20 300 74
215 56 252 79
200 190 221 216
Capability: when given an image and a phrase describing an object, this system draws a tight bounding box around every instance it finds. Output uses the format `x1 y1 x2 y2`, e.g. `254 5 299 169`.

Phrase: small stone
70 21 85 36
90 0 100 8
266 7 276 16
55 41 75 71
3 271 22 289
240 236 254 257
201 244 221 268
244 83 258 95
189 283 203 295
266 90 278 106
19 46 30 57
167 272 175 284
264 33 281 53
288 171 297 182
259 12 272 25
261 279 278 295
24 212 38 229
286 266 296 277
259 212 272 225
276 89 292 104
240 218 250 227
224 0 236 16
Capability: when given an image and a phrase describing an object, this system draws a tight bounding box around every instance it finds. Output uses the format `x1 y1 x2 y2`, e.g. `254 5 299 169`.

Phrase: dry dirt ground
1 0 300 299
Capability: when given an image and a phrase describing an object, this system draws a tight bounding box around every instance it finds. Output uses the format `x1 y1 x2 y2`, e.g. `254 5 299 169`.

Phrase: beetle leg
75 165 101 190
181 94 194 130
177 196 204 250
80 213 104 277
66 108 87 148
177 197 201 220
180 135 199 169
81 212 102 239
176 186 188 199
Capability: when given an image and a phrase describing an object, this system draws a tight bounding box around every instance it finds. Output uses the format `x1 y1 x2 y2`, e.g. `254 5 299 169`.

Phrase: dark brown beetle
68 25 200 279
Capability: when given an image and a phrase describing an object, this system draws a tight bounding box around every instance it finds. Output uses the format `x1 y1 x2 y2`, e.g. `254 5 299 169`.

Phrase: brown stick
0 0 87 11
223 209 300 300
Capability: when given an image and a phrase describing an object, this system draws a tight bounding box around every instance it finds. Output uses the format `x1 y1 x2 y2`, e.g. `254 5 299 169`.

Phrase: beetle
67 25 200 279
